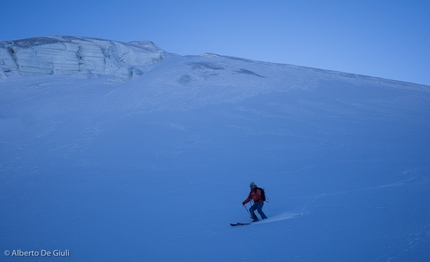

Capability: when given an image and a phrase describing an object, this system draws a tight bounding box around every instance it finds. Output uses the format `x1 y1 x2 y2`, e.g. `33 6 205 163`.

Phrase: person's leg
249 204 259 221
257 202 267 219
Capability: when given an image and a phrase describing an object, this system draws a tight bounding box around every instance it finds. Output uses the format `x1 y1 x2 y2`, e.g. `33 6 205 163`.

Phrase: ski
230 222 251 226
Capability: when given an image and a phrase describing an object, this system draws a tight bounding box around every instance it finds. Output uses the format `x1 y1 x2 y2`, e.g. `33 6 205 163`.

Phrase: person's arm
242 193 251 205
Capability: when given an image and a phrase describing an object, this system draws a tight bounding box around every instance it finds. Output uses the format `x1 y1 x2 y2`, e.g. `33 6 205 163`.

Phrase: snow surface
1 36 430 261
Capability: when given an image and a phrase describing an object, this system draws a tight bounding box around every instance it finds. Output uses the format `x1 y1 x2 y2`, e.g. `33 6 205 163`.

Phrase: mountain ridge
1 36 429 88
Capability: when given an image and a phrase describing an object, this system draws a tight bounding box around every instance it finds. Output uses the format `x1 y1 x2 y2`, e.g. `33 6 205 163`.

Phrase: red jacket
243 188 264 204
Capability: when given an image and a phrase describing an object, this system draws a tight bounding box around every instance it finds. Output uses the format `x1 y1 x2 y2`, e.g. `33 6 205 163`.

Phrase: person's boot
251 214 259 222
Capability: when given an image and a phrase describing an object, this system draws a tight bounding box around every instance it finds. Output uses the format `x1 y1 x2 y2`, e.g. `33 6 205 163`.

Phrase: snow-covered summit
0 36 167 80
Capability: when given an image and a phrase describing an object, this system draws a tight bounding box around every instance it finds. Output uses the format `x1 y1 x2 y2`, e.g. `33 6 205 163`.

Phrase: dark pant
250 202 267 220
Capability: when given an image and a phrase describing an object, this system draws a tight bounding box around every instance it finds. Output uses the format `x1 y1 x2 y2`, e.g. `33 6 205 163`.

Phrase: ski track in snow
229 211 308 228
253 211 306 225
288 175 422 201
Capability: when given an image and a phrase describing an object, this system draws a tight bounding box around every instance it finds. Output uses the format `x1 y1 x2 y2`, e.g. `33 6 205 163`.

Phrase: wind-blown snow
1 36 430 261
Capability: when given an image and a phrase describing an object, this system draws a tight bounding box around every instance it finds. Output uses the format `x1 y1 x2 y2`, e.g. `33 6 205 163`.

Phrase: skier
242 182 268 222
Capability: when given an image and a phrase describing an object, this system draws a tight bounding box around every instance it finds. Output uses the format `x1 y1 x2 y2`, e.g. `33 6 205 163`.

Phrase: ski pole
243 204 249 214
243 205 251 215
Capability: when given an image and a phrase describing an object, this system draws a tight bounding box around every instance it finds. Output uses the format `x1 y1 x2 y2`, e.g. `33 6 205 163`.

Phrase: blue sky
2 0 429 85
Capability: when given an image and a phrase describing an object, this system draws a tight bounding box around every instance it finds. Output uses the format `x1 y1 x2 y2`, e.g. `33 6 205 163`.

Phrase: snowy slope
1 36 430 261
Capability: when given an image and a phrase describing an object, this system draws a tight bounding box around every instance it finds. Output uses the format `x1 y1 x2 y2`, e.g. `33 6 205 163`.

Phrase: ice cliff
0 36 167 80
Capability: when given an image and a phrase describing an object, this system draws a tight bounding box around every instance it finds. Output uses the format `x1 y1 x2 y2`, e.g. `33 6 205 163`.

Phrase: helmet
250 182 256 188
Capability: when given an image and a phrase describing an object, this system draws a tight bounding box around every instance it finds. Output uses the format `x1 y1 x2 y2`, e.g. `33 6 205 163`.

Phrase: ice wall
0 36 166 80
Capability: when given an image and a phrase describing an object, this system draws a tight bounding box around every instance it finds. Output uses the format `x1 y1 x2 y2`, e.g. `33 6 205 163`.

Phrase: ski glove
242 201 246 205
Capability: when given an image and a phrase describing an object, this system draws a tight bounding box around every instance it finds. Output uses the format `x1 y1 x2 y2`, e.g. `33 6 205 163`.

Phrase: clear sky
1 0 429 85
